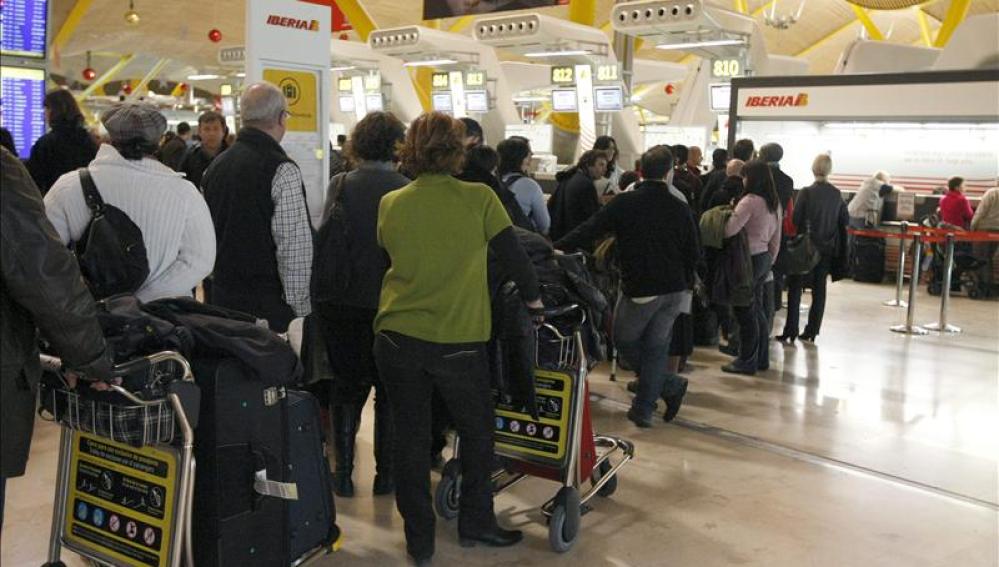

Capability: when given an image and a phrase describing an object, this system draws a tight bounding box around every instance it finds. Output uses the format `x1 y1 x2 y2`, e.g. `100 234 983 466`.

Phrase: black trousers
732 253 772 371
210 282 295 333
784 254 832 337
316 303 384 405
373 331 497 560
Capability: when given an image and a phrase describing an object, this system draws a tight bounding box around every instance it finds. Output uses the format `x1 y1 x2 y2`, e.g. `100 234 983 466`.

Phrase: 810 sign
712 58 742 78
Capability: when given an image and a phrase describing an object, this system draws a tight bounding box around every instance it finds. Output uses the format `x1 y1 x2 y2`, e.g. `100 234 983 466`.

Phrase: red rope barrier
848 227 999 243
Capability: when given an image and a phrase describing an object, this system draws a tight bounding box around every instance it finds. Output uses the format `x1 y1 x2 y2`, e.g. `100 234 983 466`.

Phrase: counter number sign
465 71 485 87
712 58 742 79
551 66 574 85
596 64 619 82
337 77 353 92
432 72 450 90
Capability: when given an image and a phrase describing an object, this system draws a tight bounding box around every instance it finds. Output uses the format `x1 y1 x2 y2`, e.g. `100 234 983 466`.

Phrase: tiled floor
3 280 997 566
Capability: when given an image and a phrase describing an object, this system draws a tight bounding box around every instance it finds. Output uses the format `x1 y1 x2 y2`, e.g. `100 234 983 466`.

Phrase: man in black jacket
1 147 112 525
180 111 228 189
548 150 607 241
760 143 795 311
555 146 698 427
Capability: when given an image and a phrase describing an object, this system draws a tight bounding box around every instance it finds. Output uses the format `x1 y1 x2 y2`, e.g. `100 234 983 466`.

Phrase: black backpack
75 168 149 299
311 172 351 305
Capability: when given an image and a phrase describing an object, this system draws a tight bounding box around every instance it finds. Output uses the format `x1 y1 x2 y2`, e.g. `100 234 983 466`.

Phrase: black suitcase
852 236 885 283
286 390 338 560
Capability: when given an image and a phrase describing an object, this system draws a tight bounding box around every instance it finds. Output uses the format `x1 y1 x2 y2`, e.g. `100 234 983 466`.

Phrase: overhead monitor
1 0 49 59
0 66 46 159
594 86 624 112
365 93 384 112
431 92 453 112
551 88 577 112
465 90 488 113
709 83 732 112
337 95 356 113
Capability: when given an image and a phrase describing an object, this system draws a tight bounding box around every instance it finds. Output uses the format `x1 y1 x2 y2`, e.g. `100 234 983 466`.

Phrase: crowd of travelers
3 83 997 565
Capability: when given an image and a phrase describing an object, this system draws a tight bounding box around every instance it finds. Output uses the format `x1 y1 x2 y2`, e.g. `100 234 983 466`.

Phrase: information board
0 65 46 159
431 92 452 112
64 432 179 567
551 88 577 112
1 0 48 58
594 86 623 111
465 90 488 113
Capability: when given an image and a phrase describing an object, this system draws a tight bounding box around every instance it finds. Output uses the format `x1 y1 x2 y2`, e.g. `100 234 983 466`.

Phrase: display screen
466 90 488 113
551 88 577 112
337 95 355 113
431 92 452 112
365 93 383 112
594 86 623 111
1 66 46 159
1 0 49 59
710 83 731 112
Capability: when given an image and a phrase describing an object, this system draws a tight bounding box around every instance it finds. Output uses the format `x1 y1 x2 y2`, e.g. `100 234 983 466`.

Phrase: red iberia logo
745 93 809 108
266 15 320 32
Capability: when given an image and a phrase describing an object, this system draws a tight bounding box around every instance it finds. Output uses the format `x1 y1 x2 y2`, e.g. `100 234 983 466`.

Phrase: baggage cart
434 305 635 552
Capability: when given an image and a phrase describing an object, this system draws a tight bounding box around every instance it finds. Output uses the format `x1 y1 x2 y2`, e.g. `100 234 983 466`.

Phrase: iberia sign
266 15 320 32
745 93 809 108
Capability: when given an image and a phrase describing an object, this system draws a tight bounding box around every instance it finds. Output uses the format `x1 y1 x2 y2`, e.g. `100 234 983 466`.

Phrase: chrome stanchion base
890 324 929 335
923 322 962 334
882 299 908 307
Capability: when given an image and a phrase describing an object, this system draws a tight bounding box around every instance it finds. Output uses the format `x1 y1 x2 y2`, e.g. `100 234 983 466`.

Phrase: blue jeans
733 253 773 371
614 292 689 419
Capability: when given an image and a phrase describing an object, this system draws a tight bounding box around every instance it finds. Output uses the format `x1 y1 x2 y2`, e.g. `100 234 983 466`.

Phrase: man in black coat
1 147 112 524
547 150 608 241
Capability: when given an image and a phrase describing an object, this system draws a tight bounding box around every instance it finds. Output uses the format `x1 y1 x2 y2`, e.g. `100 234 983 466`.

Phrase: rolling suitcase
286 390 338 560
852 236 885 283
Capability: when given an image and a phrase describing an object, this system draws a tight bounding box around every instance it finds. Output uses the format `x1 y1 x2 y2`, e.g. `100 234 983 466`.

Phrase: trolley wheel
590 460 618 497
548 486 581 553
434 459 461 521
928 281 942 296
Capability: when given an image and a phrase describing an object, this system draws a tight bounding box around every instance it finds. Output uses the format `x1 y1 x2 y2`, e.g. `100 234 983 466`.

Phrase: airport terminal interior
0 1 997 566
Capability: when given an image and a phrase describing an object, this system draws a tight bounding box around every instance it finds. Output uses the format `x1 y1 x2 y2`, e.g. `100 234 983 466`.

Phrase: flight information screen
1 0 49 59
1 66 47 158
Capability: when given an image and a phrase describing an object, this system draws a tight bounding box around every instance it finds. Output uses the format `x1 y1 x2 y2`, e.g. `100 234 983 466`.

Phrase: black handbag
311 173 351 305
784 230 821 275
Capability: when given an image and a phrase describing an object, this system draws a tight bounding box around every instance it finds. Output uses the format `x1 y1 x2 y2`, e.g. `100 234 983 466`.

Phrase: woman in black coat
25 89 99 195
777 154 849 343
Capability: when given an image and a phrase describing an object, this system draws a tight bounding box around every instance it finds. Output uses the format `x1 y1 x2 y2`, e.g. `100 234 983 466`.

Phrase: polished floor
3 280 997 566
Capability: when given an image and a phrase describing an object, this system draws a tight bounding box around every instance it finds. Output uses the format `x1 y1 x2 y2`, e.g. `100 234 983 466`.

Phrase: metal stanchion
890 234 929 335
924 233 962 334
883 222 909 307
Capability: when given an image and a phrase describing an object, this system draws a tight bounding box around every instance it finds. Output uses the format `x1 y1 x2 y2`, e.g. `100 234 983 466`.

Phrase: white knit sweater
44 144 216 302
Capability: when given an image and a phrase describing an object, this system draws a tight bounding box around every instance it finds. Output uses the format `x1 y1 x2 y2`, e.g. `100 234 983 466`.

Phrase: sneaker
662 378 689 423
626 407 653 428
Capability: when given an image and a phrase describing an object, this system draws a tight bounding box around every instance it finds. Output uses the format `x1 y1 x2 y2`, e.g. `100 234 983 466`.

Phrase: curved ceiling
50 0 998 82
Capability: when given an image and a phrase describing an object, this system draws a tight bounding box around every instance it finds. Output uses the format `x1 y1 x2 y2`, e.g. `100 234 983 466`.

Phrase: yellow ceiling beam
334 0 377 42
448 15 476 33
752 0 776 17
52 0 94 54
914 7 934 46
933 0 971 47
733 0 749 14
850 5 885 40
78 54 135 99
796 19 858 57
410 68 433 112
569 0 598 25
129 58 170 99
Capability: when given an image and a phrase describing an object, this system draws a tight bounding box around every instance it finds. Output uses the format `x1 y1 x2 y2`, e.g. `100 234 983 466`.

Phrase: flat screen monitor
594 86 624 111
1 0 49 58
365 94 384 112
0 66 46 159
709 83 731 112
337 95 356 113
551 88 577 112
465 90 488 113
432 92 453 112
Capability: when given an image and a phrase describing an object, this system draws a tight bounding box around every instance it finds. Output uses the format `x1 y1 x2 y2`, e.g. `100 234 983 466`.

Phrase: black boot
331 403 358 497
372 397 395 495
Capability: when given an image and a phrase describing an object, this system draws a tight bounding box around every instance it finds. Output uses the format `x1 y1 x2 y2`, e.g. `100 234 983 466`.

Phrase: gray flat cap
101 101 167 144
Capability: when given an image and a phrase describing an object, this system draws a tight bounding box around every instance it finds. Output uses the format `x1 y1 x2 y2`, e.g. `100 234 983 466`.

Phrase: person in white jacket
848 171 891 228
45 102 216 302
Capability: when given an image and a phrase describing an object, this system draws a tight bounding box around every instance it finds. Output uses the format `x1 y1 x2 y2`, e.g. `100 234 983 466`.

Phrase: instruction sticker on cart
64 432 178 567
494 369 572 464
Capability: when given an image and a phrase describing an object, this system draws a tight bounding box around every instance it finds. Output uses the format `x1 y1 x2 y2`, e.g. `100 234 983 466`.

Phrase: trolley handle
40 350 195 389
538 304 587 340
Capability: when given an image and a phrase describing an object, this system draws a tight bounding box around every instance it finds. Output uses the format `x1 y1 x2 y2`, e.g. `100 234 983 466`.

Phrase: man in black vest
201 82 313 332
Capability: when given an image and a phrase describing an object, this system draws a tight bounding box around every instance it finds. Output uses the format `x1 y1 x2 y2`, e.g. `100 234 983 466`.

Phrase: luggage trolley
40 351 199 567
435 305 635 552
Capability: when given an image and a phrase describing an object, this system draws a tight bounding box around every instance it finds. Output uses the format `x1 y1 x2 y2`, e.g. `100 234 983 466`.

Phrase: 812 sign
712 58 742 79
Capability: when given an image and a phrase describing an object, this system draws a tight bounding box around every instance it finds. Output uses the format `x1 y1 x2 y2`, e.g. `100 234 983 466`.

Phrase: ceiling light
402 58 458 67
330 65 357 72
234 72 246 78
187 74 221 81
523 49 592 58
655 39 745 51
123 0 140 24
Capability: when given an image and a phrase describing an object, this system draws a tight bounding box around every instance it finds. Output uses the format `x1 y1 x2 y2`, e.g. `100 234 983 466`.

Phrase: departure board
1 0 50 59
1 66 46 158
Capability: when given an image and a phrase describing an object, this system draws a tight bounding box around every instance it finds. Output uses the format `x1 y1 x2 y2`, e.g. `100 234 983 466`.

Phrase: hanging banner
423 0 568 19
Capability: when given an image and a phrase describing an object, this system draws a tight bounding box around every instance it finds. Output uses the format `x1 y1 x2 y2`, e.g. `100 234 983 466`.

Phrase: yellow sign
712 58 742 78
64 432 179 567
264 68 318 132
337 77 353 92
431 72 450 90
551 65 574 85
494 369 573 464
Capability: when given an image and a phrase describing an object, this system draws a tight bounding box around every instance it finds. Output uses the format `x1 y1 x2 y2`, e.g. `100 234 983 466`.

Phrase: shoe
757 363 769 371
626 379 638 394
372 398 395 495
721 363 755 376
412 557 432 567
718 343 740 357
626 407 653 428
459 527 524 548
799 332 817 343
331 404 359 498
662 378 688 423
774 333 796 344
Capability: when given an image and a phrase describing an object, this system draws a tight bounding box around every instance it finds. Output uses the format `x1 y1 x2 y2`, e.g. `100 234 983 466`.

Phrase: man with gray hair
201 82 313 332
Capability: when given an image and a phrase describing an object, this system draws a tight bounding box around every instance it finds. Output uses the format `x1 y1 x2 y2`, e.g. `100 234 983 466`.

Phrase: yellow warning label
263 68 318 132
494 369 574 464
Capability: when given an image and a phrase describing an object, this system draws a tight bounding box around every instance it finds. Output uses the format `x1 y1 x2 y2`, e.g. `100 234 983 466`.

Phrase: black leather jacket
1 147 110 477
